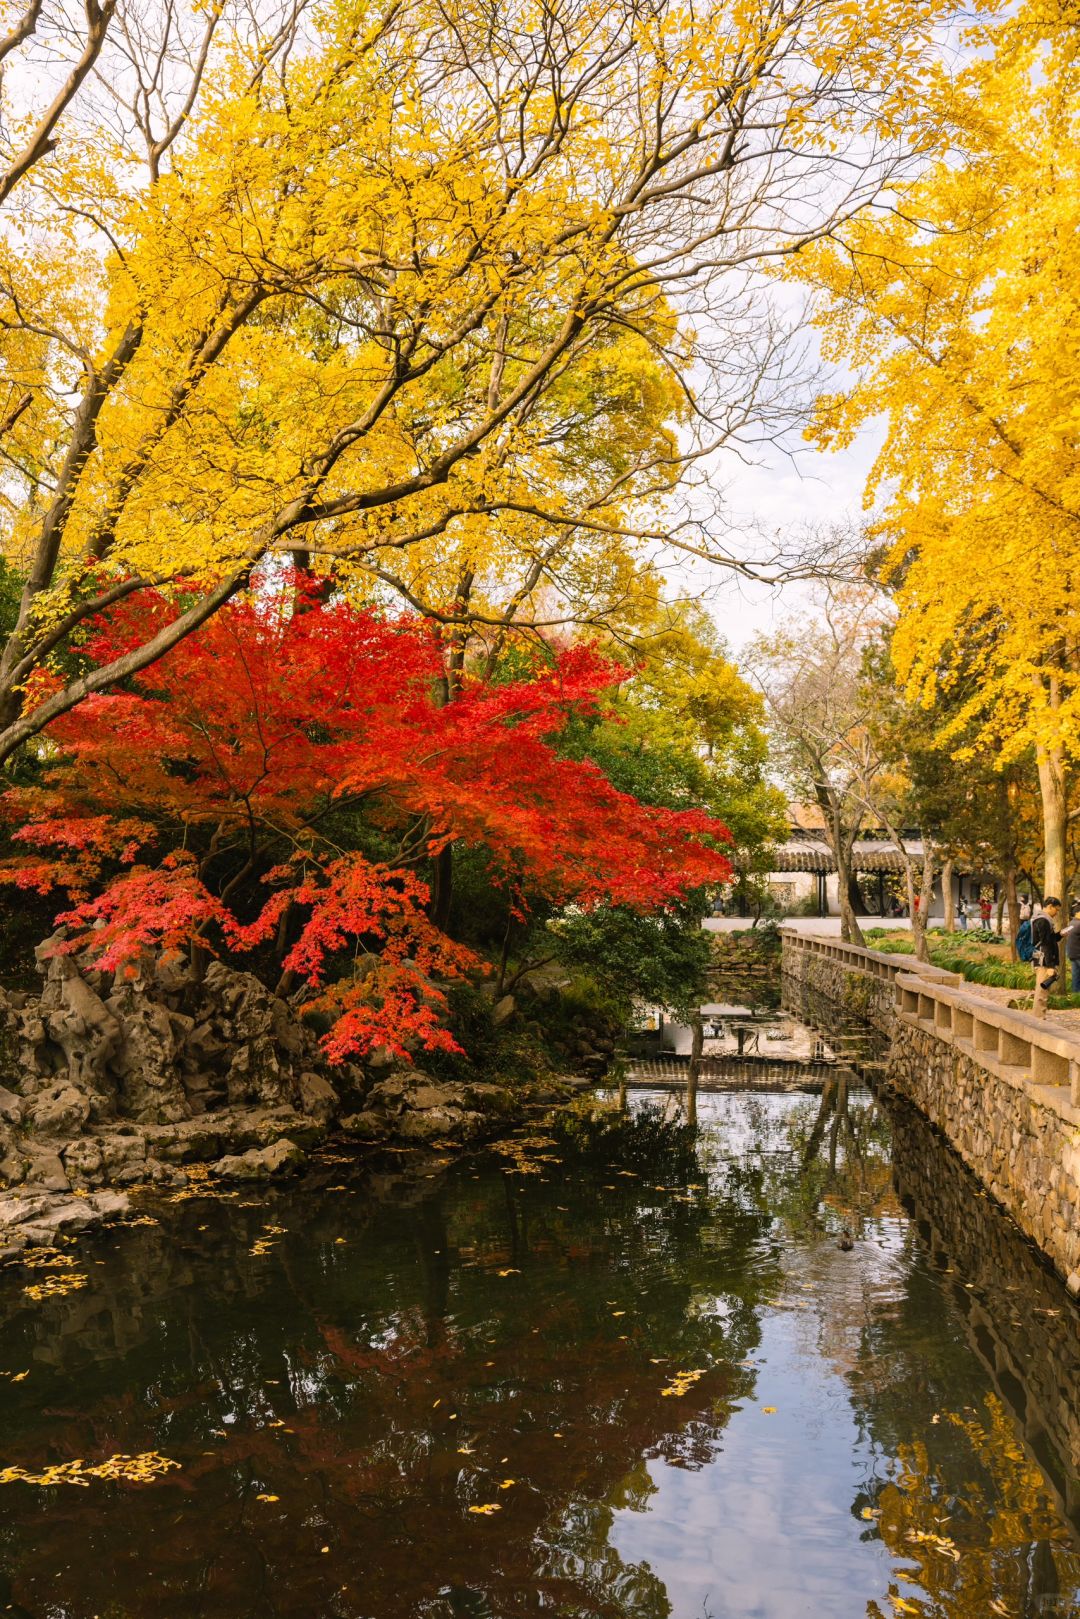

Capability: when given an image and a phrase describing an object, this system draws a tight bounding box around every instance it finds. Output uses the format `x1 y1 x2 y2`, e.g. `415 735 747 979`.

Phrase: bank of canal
1 990 1079 1618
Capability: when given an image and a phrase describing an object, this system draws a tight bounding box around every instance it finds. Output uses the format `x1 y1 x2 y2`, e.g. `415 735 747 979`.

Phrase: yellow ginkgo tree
791 3 1080 897
0 0 959 767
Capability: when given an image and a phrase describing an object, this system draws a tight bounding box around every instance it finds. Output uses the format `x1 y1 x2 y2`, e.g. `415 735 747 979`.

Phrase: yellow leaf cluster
23 1271 88 1300
0 1452 180 1487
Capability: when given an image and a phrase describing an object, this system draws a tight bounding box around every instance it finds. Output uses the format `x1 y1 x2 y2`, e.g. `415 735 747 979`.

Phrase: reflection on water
1 996 1079 1618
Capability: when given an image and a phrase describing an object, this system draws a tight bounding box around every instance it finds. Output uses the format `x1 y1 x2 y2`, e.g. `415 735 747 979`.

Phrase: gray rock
0 1085 24 1125
339 1110 390 1140
492 994 516 1027
212 1138 305 1180
396 1107 467 1142
28 1082 91 1137
25 1147 72 1191
299 1070 338 1123
62 1136 104 1187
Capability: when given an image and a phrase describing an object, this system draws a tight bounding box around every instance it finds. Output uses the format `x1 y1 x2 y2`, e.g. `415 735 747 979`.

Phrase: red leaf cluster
2 578 731 1060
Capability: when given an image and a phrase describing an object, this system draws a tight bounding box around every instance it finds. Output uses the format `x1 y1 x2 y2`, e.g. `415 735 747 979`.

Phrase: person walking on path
957 897 969 932
979 894 993 929
1031 897 1064 1017
1067 903 1080 994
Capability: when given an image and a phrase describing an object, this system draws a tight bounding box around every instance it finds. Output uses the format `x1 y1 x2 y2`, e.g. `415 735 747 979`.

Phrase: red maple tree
2 578 731 1059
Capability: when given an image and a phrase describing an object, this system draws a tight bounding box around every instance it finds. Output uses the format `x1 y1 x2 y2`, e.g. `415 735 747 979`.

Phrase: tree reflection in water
0 1039 1077 1618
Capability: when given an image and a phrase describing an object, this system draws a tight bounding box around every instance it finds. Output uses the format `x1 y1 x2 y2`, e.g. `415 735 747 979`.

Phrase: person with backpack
1016 912 1034 962
1031 897 1063 1017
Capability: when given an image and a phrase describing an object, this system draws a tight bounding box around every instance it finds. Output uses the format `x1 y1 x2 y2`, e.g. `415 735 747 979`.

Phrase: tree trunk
494 898 514 997
1035 671 1068 902
911 840 935 963
430 843 453 932
1005 864 1019 959
835 847 865 946
1038 748 1068 903
1035 730 1069 990
686 1014 703 1127
941 857 955 933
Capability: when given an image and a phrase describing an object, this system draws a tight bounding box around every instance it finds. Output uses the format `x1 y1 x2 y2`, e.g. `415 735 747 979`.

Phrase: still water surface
2 1004 1080 1618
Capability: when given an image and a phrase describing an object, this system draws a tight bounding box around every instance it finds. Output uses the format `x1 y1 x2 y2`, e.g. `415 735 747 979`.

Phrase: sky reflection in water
1 1051 1079 1619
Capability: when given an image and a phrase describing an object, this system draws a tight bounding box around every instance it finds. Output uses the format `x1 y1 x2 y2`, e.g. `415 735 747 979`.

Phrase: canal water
2 987 1080 1618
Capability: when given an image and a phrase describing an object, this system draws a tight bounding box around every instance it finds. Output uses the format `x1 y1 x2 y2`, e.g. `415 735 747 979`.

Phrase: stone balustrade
779 927 959 1033
894 971 1080 1107
779 926 959 985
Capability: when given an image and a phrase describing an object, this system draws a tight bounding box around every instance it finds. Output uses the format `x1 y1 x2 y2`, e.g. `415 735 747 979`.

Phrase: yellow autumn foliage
791 2 1080 881
0 0 960 761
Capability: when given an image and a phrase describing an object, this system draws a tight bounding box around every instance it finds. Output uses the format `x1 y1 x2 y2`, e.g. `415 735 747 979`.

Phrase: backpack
1016 918 1034 962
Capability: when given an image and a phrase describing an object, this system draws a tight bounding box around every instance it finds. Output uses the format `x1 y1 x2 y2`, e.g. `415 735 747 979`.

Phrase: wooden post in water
686 1015 703 1127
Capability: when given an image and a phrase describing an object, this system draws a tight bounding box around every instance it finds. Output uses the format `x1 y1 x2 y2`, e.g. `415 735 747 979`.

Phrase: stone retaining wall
782 928 1080 1295
886 974 1080 1294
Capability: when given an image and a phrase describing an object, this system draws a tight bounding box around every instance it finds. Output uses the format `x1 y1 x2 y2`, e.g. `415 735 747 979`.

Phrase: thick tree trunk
1038 753 1068 903
941 857 955 933
1005 864 1019 959
1035 671 1068 903
1035 735 1069 990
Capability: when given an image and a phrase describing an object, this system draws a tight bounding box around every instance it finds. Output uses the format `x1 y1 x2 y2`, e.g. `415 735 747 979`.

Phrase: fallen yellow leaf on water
457 1447 475 1456
553 1432 563 1439
256 1493 279 1503
320 1546 329 1553
861 1507 877 1520
468 1503 501 1515
432 1399 441 1408
499 1479 515 1489
611 1311 626 1318
762 1406 777 1414
496 1269 520 1277
891 1601 918 1616
9 1371 28 1382
334 1239 347 1246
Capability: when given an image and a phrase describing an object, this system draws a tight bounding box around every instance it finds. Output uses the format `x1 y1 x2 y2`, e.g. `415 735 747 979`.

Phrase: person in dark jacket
1067 902 1080 993
1032 897 1063 1017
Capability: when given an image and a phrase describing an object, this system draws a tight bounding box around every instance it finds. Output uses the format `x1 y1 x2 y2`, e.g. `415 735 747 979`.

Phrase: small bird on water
837 1228 855 1252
